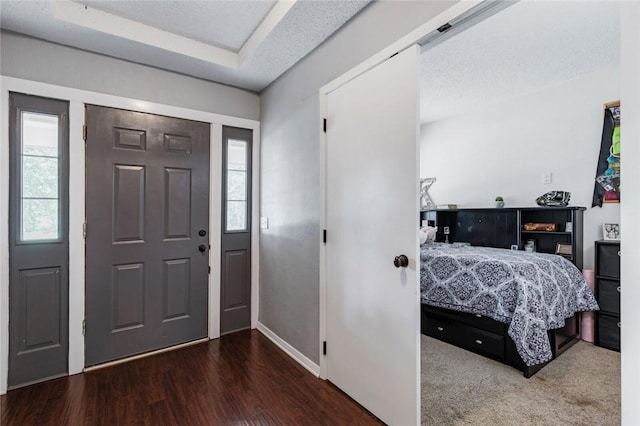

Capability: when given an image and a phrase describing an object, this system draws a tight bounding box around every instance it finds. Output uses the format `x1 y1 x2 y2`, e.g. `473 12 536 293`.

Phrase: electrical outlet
543 172 552 185
260 217 269 229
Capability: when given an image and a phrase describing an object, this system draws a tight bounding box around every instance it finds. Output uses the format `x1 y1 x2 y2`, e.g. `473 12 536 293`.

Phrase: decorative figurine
420 177 437 210
536 191 571 207
495 196 504 208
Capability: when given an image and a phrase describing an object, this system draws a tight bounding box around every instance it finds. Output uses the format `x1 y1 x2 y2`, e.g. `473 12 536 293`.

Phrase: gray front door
85 106 210 366
8 93 69 389
220 126 252 335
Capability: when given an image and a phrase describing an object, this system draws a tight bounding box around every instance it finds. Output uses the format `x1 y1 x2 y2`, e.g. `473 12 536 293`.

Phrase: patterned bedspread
420 243 599 366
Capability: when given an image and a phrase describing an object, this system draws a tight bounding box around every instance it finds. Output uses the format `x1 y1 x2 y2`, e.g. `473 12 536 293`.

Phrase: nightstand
595 240 620 351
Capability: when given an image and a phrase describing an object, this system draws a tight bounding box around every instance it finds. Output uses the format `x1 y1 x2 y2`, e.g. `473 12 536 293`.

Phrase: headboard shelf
421 206 585 269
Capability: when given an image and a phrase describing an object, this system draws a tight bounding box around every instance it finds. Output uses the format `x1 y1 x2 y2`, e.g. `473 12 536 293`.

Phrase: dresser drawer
462 326 505 360
596 243 620 279
596 313 620 352
597 279 621 315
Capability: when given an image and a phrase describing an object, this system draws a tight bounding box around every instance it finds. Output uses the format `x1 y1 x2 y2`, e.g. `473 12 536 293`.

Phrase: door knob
393 255 409 268
198 244 207 253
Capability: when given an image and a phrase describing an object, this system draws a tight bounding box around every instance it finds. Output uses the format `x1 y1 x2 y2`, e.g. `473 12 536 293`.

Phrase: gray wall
259 1 458 364
0 31 259 120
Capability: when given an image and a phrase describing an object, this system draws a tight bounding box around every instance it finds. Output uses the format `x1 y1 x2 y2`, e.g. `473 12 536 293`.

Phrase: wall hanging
593 101 620 206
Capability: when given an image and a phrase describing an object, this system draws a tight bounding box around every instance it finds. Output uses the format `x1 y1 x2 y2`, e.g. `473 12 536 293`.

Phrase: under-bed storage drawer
461 326 505 360
456 312 504 334
423 316 462 347
596 313 620 351
423 306 504 334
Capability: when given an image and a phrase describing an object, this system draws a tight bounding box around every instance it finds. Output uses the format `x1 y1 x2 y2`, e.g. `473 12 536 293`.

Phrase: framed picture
524 239 536 252
603 223 620 240
555 242 573 258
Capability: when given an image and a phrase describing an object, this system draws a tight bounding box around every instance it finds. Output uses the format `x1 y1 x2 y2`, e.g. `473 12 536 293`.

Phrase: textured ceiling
420 1 621 124
0 0 371 92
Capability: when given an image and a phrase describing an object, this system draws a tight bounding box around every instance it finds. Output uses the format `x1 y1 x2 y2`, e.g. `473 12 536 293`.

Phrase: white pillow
419 229 428 245
419 226 437 245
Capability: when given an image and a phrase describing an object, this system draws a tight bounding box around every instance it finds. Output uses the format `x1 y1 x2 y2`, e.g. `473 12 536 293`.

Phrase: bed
420 242 599 377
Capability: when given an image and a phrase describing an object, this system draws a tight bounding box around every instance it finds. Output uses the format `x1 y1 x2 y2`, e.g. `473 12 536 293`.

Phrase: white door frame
0 76 261 394
317 0 482 381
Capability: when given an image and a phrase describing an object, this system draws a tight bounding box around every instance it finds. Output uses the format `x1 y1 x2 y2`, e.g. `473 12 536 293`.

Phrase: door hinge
323 118 327 133
323 229 327 244
83 223 87 239
323 341 327 356
208 266 211 274
82 124 87 142
82 320 86 336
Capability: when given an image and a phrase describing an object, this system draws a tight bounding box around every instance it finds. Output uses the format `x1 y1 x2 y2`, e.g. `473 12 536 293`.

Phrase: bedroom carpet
421 335 620 426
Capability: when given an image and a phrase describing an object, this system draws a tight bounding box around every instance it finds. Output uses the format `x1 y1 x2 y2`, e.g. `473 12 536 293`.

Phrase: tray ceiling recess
0 0 371 91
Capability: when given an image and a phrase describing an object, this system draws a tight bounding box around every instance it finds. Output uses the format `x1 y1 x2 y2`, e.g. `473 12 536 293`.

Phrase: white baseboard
256 322 320 377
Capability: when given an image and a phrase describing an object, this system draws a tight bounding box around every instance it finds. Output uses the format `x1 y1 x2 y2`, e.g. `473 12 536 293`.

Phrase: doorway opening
418 1 621 423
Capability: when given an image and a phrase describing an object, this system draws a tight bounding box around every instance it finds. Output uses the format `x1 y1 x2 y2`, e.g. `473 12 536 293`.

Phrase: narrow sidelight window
19 112 62 242
225 139 249 232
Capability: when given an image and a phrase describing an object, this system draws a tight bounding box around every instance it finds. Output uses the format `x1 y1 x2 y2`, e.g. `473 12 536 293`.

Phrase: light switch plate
260 217 269 229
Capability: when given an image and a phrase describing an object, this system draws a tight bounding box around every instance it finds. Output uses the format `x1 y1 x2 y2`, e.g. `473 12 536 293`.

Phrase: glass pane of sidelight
226 201 246 232
20 112 60 241
227 139 247 171
22 113 59 157
227 170 246 201
22 156 58 198
21 199 59 241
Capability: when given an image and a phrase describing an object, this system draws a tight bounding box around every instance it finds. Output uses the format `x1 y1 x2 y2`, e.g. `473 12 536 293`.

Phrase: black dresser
595 240 621 351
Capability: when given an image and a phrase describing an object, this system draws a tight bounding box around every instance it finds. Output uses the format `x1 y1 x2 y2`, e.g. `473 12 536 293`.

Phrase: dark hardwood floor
0 330 382 425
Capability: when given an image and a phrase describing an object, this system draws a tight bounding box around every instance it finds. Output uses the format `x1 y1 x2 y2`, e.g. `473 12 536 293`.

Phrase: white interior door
325 45 420 425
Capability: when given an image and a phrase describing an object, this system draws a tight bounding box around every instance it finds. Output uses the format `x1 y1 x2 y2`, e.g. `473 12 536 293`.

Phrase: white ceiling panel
74 0 277 52
0 0 371 92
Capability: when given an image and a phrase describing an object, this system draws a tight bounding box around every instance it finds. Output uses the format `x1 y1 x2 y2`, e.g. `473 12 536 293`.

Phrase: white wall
420 68 620 269
0 31 260 120
620 2 640 423
260 0 460 364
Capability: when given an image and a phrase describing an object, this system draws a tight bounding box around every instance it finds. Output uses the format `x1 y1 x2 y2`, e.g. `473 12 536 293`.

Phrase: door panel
85 105 210 366
164 168 192 238
8 93 69 389
113 165 145 242
220 126 252 335
163 258 191 320
325 46 420 425
18 268 62 352
112 263 145 331
224 250 248 308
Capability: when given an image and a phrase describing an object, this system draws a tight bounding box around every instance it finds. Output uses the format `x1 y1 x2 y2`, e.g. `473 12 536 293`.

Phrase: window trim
222 131 252 234
18 110 64 243
10 94 69 246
